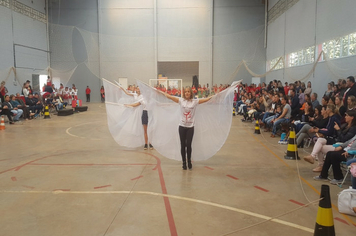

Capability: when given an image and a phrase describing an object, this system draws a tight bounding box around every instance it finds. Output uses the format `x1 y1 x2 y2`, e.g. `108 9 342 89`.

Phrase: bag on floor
338 189 356 216
71 100 77 108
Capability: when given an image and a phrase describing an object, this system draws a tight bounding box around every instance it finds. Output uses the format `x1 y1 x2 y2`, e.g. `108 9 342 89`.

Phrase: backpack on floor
338 189 356 216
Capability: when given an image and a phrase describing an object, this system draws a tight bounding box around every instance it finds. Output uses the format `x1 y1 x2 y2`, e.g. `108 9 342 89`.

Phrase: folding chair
337 150 356 188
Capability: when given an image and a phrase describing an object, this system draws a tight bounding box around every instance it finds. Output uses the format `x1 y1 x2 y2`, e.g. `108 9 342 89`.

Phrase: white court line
66 121 102 140
0 190 314 233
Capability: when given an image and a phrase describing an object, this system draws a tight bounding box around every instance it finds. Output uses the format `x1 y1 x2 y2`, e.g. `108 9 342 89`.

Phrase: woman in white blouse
161 87 211 170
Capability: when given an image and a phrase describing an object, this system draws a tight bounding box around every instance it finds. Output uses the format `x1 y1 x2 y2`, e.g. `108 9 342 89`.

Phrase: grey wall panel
99 7 155 85
216 0 265 8
100 61 156 81
49 0 100 101
0 7 14 69
50 8 99 31
157 0 213 86
285 0 316 53
15 46 48 70
100 0 153 9
268 0 280 10
13 12 47 50
214 2 265 35
158 0 210 8
213 0 266 85
99 8 154 37
0 4 48 95
316 0 356 44
266 13 285 60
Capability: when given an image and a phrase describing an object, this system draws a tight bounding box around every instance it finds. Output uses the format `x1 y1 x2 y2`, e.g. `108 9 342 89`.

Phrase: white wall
0 2 48 95
99 0 155 85
48 0 266 99
266 0 356 100
213 0 266 85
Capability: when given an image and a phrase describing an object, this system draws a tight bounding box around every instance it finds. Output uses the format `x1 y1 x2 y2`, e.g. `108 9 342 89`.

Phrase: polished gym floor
0 103 355 236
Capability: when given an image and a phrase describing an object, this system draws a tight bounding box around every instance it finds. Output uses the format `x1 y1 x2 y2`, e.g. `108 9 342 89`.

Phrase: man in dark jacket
343 76 356 105
26 93 43 117
289 89 300 118
0 101 14 124
3 95 23 121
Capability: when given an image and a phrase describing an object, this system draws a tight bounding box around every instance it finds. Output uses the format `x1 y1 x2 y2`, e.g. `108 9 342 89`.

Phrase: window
287 45 315 68
322 32 356 60
268 57 284 71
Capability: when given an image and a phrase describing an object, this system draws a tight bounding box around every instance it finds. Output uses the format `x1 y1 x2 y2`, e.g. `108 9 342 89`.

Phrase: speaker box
58 109 74 116
75 106 88 112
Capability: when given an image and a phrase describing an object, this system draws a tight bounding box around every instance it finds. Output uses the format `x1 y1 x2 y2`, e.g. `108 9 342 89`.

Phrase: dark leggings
179 126 194 164
320 150 347 180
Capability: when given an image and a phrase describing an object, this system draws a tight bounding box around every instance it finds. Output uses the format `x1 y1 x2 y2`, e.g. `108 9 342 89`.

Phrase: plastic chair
337 150 356 188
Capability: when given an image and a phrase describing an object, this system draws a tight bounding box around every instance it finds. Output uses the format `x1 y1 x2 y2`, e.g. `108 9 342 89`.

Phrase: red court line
22 185 35 189
11 177 17 181
94 185 112 189
204 166 214 170
0 159 10 162
226 175 238 180
289 199 305 206
131 175 143 181
254 186 269 192
334 217 349 225
143 153 177 236
53 189 70 192
30 163 154 166
0 151 80 175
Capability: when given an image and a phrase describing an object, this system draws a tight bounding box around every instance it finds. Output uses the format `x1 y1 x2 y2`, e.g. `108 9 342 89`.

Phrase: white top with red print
178 97 199 128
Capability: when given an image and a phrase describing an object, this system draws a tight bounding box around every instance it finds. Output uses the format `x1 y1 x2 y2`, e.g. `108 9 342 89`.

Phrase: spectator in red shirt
284 82 290 95
86 86 91 102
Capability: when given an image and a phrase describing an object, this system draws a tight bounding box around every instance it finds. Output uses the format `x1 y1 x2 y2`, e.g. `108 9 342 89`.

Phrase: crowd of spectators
234 77 356 189
0 78 80 123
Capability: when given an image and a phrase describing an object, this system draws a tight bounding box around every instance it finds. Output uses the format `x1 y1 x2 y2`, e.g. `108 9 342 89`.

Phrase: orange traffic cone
0 115 5 130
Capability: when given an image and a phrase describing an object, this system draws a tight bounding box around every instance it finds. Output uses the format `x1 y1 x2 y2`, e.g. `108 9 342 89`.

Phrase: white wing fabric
138 80 241 161
102 78 145 148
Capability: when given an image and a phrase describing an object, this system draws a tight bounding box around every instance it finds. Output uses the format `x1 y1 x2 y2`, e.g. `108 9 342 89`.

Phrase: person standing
123 87 153 150
85 86 91 102
0 81 8 103
100 86 105 102
160 87 212 170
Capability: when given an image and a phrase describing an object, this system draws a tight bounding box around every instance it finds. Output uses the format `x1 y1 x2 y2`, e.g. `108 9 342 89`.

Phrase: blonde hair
348 95 356 110
183 86 194 100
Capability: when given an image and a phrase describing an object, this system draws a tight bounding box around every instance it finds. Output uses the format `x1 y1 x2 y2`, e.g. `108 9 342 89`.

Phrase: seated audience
304 110 356 172
0 101 14 124
314 134 356 185
10 94 34 120
3 95 23 122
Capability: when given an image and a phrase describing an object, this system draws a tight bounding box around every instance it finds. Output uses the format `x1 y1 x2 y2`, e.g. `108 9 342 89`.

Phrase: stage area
0 103 355 235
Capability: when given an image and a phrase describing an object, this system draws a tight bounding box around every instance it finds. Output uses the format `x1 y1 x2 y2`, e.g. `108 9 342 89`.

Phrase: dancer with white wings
102 79 145 149
158 86 212 169
137 80 241 166
121 86 153 150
